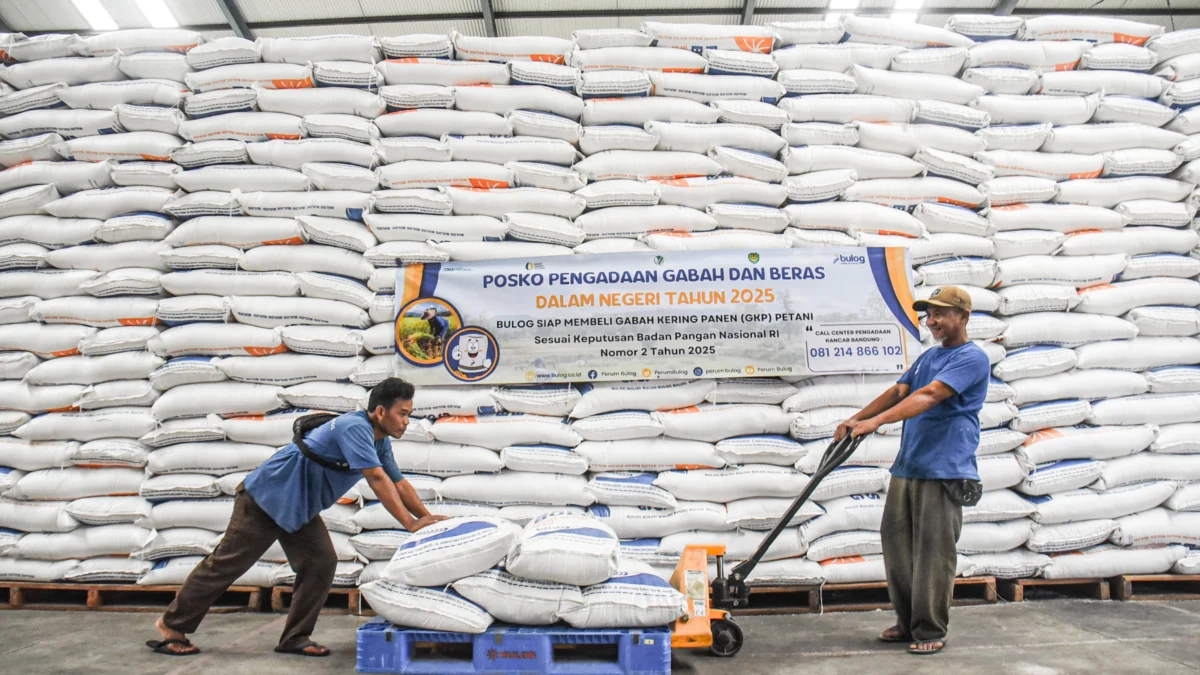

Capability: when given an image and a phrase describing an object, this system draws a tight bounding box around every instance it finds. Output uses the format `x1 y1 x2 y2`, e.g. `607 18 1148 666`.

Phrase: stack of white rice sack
0 15 1198 596
360 511 688 632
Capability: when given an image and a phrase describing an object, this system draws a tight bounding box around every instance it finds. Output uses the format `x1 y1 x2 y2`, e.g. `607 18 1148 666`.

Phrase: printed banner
393 247 922 385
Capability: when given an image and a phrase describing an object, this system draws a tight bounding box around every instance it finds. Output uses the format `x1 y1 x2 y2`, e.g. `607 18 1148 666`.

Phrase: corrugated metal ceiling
1 0 1196 36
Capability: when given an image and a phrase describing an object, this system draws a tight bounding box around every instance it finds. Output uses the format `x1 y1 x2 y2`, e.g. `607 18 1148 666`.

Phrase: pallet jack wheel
709 618 743 657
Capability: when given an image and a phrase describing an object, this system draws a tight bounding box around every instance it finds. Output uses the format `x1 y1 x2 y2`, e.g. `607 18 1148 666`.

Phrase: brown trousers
162 485 336 649
880 476 963 643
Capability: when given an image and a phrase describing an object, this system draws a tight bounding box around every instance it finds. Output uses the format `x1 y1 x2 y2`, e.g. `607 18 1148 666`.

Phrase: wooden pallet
0 583 264 613
270 585 363 616
1111 574 1200 602
737 577 997 615
998 577 1109 603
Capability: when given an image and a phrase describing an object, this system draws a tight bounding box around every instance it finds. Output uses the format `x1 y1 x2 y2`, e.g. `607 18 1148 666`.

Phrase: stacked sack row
361 511 689 633
0 13 1195 603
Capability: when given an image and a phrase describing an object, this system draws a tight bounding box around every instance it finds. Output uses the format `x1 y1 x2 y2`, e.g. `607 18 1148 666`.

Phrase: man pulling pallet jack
146 378 447 658
676 286 988 657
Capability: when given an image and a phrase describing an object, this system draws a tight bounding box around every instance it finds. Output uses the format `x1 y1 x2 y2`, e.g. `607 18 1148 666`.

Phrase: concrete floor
2 599 1200 674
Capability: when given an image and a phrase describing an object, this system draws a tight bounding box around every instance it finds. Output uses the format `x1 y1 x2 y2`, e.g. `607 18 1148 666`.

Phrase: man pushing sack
147 378 446 658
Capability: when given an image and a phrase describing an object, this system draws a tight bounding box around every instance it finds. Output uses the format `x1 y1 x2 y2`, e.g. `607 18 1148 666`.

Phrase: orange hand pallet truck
667 433 866 657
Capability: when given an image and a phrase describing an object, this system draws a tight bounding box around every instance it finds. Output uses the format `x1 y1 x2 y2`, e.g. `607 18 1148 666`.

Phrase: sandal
908 640 945 655
274 640 331 657
878 626 910 643
145 638 199 656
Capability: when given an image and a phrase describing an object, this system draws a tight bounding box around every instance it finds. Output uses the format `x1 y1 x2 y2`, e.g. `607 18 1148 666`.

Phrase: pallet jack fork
668 434 866 657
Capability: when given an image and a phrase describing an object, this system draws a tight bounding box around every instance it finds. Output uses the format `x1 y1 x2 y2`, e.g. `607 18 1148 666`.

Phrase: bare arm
849 381 957 437
362 467 442 532
835 383 911 441
395 478 433 520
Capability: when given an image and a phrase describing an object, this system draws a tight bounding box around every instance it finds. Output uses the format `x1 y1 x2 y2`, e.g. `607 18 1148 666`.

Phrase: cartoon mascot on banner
452 334 492 375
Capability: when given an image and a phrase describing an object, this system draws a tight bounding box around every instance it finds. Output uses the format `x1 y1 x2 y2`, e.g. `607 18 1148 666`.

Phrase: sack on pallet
969 93 1099 126
1039 71 1167 99
1076 279 1200 316
841 177 984 209
383 516 518 587
558 561 687 628
957 519 1032 555
452 568 584 626
964 489 1036 523
778 94 914 125
1089 392 1200 426
0 498 79 532
976 452 1029 491
588 502 728 540
505 513 619 586
4 466 145 501
1127 307 1200 337
1076 337 1200 372
1055 177 1192 208
184 63 312 93
65 496 152 526
1094 453 1200 490
891 47 968 76
439 472 593 507
572 379 713 417
1027 520 1119 553
567 45 707 73
1020 15 1162 44
1041 543 1186 580
843 15 974 49
960 67 1039 96
1111 508 1200 547
1017 423 1154 466
773 42 904 72
654 465 807 503
574 438 722 473
361 579 493 633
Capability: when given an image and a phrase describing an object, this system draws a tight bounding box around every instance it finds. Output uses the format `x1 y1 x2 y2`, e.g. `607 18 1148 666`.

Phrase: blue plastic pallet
356 619 672 675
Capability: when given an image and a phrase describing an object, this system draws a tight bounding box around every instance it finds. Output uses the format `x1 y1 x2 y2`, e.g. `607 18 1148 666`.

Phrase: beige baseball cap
913 286 972 313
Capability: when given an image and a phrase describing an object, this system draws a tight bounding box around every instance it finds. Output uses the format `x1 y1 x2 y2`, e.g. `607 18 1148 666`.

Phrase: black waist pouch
942 479 983 507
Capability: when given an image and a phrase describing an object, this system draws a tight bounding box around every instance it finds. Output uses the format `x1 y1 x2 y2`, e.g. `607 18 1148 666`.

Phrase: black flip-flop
145 638 199 656
908 640 945 655
878 627 911 643
274 641 331 657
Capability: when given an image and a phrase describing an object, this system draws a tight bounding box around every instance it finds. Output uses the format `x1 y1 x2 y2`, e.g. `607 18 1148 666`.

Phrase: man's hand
835 418 857 442
409 514 448 532
850 418 882 438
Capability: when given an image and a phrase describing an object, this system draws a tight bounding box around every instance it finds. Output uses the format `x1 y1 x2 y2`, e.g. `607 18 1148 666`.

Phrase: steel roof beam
480 0 497 37
215 0 252 39
742 0 756 25
18 4 1200 35
994 0 1019 16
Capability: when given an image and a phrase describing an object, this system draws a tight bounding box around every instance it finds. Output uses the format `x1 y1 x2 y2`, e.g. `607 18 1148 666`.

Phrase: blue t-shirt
245 411 405 533
427 315 450 339
890 342 990 481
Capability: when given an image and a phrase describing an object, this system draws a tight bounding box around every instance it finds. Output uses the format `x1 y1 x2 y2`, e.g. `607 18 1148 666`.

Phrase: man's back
244 411 402 532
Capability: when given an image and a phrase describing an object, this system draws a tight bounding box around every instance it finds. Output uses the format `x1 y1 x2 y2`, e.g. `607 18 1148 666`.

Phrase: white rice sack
960 550 1050 579
574 438 722 472
383 516 519 587
1010 370 1148 406
361 580 492 633
1075 337 1200 372
1111 508 1200 547
1041 544 1186 580
964 489 1037 523
452 568 583 626
1093 453 1200 490
977 452 1030 491
1089 392 1200 427
558 562 688 628
1027 520 1118 553
957 519 1033 555
505 513 619 586
1016 459 1106 496
439 472 593 507
969 93 1099 126
654 465 808 503
1031 481 1176 524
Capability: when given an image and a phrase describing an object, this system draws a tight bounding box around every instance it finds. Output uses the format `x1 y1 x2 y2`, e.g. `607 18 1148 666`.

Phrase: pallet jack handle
710 433 866 611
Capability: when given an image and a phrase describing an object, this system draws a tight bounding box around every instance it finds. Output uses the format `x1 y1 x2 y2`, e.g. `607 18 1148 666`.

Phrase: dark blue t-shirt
891 342 990 481
427 316 450 339
245 411 405 533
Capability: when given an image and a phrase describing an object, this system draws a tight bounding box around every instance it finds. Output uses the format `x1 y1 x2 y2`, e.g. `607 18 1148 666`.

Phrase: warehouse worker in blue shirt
148 378 447 658
834 286 990 657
